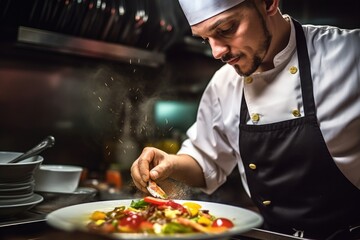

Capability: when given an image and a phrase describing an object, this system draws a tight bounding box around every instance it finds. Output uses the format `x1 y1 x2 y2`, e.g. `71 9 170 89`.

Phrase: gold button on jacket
251 113 260 122
289 66 298 74
245 77 253 84
249 163 257 170
292 109 301 117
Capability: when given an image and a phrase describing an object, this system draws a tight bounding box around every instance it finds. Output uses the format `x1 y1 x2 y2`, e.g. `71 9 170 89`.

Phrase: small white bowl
34 165 83 193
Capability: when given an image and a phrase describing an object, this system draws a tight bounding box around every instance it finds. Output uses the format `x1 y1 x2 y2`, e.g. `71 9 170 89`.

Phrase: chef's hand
131 147 174 194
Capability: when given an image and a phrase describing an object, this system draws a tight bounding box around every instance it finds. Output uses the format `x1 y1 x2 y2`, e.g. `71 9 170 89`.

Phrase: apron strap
292 18 316 116
240 92 248 124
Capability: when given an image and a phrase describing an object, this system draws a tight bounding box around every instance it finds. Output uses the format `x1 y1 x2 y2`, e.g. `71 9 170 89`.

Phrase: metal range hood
17 26 165 68
1 0 192 68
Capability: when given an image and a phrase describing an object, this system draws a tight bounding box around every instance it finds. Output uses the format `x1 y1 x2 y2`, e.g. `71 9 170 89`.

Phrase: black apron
238 19 360 239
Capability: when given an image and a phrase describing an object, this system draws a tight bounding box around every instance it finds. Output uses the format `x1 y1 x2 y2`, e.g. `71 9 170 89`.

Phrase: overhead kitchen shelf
16 26 165 68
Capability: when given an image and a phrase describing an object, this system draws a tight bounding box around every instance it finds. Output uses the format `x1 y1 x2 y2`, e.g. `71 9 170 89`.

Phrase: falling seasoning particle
98 97 102 102
97 106 101 109
105 83 108 87
138 59 141 63
133 69 136 73
129 59 132 64
111 77 114 81
146 43 150 48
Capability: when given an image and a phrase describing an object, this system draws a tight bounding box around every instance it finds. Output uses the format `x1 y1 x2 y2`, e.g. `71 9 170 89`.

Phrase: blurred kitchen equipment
69 0 90 35
101 0 127 41
8 136 55 164
153 0 176 51
0 152 44 218
34 164 83 193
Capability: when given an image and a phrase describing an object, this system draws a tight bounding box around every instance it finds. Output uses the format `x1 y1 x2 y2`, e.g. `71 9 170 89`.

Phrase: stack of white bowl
0 152 44 219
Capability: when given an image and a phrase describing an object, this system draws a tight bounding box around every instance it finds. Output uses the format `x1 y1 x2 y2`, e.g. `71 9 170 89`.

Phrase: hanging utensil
8 136 55 164
104 0 127 41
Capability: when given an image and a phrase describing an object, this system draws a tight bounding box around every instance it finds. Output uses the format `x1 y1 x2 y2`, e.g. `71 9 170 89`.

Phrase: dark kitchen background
0 0 359 206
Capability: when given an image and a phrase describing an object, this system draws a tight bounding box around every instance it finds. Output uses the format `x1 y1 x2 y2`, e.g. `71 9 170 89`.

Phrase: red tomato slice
144 196 169 205
144 196 187 214
211 218 234 229
164 201 187 213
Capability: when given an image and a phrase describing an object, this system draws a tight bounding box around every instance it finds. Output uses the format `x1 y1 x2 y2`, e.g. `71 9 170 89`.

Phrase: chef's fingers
131 147 172 190
149 158 172 181
134 147 159 185
130 160 148 193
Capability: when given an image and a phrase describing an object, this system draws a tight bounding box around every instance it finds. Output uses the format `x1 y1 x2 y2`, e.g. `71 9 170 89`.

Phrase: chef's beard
233 53 264 77
227 2 272 77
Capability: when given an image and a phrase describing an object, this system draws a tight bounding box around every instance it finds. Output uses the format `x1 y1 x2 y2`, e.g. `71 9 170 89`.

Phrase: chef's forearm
170 154 206 188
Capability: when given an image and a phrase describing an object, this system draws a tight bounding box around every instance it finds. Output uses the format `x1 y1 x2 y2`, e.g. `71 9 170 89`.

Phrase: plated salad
87 196 235 235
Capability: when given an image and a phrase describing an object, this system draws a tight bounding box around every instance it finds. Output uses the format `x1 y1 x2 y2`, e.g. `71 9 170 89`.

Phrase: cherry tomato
119 213 145 230
211 218 234 229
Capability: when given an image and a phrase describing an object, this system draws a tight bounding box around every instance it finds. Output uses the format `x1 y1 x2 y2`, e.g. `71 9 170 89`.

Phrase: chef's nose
208 38 229 60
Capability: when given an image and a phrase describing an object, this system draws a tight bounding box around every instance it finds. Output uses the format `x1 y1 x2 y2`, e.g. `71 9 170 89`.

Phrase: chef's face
191 0 272 76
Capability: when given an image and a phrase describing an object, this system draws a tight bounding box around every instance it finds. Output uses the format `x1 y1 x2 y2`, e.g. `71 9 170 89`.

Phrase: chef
131 0 360 239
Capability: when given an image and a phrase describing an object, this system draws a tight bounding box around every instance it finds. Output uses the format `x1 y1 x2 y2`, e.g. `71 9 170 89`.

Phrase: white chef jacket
177 17 360 196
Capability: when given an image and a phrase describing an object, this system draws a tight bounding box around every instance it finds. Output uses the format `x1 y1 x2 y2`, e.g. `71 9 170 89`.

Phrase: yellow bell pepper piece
90 211 107 221
197 216 212 226
95 219 105 226
182 202 202 217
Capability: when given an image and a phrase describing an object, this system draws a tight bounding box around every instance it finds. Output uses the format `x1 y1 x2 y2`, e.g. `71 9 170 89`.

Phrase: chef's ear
264 0 279 15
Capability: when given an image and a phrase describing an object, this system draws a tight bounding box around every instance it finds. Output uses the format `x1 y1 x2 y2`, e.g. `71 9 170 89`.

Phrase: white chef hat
178 0 246 26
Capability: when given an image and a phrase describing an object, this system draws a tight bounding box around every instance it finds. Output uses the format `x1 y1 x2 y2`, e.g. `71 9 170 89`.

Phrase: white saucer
34 187 97 212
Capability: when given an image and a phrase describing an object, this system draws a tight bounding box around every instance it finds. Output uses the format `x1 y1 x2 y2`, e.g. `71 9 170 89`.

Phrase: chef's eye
218 23 237 36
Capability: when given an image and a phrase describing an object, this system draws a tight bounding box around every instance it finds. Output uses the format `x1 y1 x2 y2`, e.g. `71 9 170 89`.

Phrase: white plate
46 199 263 240
0 193 43 218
